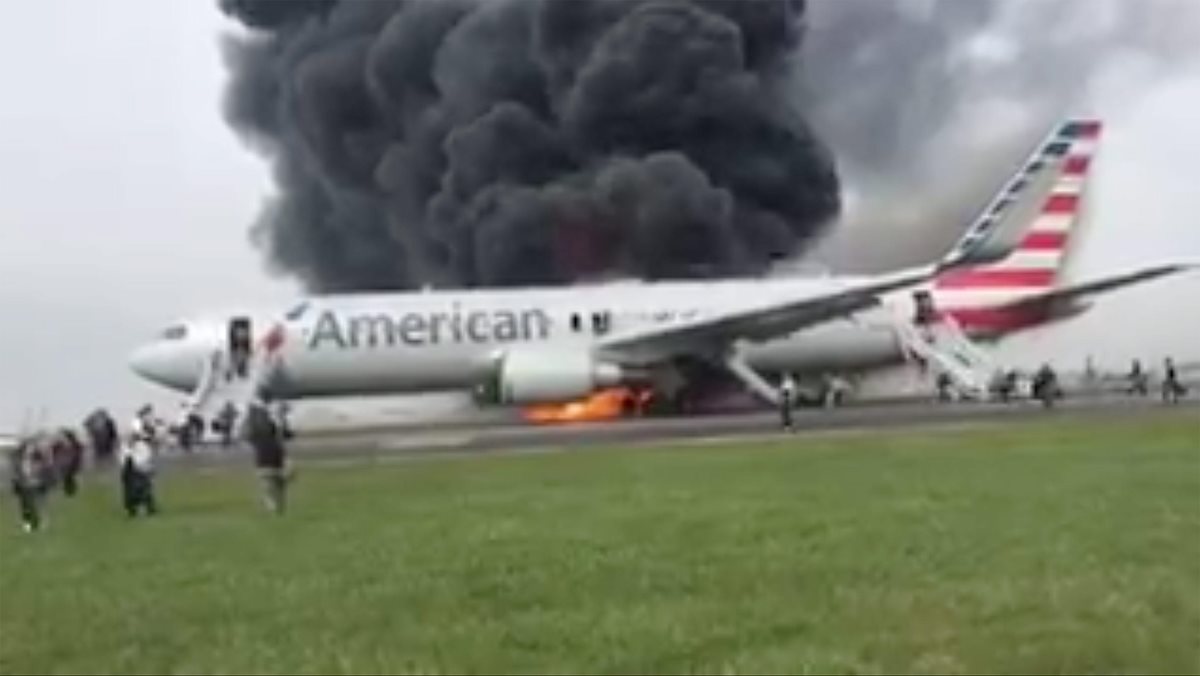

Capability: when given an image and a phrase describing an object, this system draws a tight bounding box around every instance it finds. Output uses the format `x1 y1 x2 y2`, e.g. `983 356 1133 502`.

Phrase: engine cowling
484 348 624 404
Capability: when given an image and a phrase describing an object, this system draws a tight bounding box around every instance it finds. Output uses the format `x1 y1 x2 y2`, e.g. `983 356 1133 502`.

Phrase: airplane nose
129 340 206 392
128 345 158 380
128 344 174 385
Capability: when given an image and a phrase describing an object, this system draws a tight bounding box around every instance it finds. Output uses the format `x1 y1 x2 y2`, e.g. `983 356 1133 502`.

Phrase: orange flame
522 387 651 424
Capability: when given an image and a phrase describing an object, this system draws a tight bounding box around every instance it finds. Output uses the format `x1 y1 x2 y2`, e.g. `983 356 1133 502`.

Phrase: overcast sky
0 1 295 430
1 1 1197 430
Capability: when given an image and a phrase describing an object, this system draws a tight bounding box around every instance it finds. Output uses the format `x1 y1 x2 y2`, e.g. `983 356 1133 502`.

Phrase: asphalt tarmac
164 394 1198 469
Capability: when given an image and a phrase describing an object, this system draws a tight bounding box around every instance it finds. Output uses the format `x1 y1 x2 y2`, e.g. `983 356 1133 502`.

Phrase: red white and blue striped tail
932 118 1101 331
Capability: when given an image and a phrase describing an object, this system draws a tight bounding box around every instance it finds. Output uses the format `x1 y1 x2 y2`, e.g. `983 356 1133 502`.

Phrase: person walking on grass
51 428 84 497
8 437 52 532
243 388 293 515
84 408 119 466
121 405 159 518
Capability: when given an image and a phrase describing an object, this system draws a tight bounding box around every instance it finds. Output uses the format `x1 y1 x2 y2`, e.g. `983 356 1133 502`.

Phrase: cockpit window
160 324 188 341
285 301 311 321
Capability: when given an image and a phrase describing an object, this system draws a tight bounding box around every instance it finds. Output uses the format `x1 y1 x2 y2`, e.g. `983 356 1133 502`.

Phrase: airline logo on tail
933 118 1102 333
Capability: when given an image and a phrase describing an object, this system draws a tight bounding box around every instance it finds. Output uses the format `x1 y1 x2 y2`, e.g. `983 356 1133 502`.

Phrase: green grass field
2 411 1198 675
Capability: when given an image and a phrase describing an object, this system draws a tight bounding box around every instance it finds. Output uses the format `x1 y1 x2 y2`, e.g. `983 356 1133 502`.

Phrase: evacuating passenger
228 320 252 379
84 408 119 466
989 370 1012 402
1163 357 1186 404
935 372 953 402
244 388 292 515
1032 363 1060 408
52 428 84 497
215 402 239 449
1128 359 1149 396
173 403 198 452
8 438 52 532
779 373 797 431
913 290 938 325
121 406 159 518
1005 370 1019 401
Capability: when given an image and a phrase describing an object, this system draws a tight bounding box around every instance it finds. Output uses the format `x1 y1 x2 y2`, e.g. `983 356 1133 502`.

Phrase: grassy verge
2 411 1198 674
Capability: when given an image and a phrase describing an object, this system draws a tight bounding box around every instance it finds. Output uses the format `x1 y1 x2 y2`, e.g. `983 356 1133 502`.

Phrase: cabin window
284 301 311 321
570 313 582 333
160 324 188 341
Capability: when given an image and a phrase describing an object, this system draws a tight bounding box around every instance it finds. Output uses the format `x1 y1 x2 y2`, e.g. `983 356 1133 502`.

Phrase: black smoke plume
219 0 838 291
221 0 1200 289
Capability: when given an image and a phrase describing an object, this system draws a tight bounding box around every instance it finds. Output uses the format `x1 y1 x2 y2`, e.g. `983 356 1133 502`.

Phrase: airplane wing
592 187 1014 367
590 119 1109 368
990 262 1197 316
595 263 941 366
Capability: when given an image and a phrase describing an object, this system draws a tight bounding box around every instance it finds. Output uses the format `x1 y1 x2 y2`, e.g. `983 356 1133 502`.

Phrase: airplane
128 118 1194 420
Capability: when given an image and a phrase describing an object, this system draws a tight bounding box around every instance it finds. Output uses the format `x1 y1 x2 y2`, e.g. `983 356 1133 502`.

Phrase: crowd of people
772 354 1190 430
1123 357 1189 402
979 356 1189 407
6 427 84 532
7 388 294 534
10 355 1191 529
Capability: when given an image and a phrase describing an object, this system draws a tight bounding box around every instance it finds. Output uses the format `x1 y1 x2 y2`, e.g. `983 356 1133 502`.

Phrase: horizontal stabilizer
990 262 1197 316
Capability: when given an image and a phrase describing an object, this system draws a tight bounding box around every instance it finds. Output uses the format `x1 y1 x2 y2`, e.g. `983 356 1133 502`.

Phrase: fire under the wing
521 387 654 424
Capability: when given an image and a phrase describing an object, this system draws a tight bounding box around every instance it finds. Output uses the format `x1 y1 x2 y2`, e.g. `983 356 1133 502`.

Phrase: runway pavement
161 394 1198 469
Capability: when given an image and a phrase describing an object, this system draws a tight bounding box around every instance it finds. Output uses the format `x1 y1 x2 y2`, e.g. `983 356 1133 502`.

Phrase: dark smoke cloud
221 0 1200 288
219 0 837 291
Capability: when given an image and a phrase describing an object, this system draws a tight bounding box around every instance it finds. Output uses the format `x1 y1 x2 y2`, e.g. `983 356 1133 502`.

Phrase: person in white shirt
120 405 159 517
8 438 52 532
779 373 797 431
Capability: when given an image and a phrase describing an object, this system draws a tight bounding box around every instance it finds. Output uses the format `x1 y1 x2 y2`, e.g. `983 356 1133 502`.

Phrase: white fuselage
131 116 1152 404
131 275 931 399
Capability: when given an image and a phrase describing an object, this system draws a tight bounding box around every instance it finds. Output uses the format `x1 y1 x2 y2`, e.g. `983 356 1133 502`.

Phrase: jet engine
481 348 625 404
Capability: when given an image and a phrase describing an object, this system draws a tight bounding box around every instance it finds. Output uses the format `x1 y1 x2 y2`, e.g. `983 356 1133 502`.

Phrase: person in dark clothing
171 405 199 453
990 369 1017 403
51 429 84 497
1162 357 1186 404
84 409 119 466
119 456 157 517
229 320 253 380
1004 370 1019 402
1032 363 1060 408
1127 360 1149 396
935 372 954 402
243 391 292 514
214 402 238 449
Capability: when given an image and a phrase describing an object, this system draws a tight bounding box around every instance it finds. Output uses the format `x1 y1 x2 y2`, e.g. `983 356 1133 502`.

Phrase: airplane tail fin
937 118 1100 293
929 118 1198 334
932 118 1104 332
